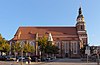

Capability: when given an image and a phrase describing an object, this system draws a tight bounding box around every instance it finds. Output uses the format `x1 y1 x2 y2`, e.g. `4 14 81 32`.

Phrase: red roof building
10 7 88 58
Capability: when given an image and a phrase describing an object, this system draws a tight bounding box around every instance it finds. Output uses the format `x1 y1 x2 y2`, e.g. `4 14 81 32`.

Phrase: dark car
0 55 8 61
41 57 46 61
30 56 36 62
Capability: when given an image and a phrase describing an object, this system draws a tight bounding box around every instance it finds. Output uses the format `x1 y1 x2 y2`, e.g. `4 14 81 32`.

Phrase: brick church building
10 7 88 58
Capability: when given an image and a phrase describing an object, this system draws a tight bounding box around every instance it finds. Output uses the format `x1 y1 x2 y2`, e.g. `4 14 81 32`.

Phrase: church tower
76 7 88 45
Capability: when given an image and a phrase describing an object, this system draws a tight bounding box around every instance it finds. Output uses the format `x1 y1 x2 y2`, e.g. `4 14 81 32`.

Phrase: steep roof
12 26 79 40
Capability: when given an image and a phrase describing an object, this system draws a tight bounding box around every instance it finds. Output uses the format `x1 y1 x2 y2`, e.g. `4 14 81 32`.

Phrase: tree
11 41 35 56
38 36 59 57
0 34 10 55
38 35 47 54
2 43 10 53
15 42 21 53
11 42 21 56
51 45 59 54
23 43 35 56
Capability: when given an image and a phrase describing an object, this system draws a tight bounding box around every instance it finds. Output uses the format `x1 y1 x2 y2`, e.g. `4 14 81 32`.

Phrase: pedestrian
28 57 31 64
16 59 19 63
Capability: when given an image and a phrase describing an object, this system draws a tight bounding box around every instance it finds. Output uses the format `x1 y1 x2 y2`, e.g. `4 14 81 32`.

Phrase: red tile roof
12 26 79 41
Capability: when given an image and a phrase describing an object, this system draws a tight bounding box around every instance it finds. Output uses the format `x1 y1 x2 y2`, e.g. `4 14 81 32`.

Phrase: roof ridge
19 26 76 28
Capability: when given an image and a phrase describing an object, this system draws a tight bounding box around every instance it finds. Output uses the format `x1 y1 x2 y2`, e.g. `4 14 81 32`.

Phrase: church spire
76 4 88 45
79 7 82 15
77 7 84 19
76 6 86 31
79 0 82 15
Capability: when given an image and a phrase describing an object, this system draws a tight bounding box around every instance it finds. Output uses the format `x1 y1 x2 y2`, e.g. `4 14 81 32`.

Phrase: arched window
73 43 77 54
29 41 35 47
81 25 83 30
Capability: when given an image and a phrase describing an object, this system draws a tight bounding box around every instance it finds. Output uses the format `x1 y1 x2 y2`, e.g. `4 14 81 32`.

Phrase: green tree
15 42 21 53
51 45 59 54
23 43 35 54
38 36 59 57
11 42 35 56
2 43 10 53
11 42 21 56
0 34 10 55
38 35 47 53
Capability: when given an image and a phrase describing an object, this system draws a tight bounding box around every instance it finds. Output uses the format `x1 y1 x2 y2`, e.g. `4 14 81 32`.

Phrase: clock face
77 18 84 22
78 18 82 22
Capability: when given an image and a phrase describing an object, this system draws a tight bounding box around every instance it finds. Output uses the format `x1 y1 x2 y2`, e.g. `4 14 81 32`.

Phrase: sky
0 0 100 46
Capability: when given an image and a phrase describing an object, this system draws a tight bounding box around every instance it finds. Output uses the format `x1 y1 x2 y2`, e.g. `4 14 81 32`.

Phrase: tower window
81 25 83 30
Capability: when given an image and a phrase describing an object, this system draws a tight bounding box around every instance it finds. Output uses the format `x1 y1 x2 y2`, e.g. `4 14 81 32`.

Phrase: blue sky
0 0 100 46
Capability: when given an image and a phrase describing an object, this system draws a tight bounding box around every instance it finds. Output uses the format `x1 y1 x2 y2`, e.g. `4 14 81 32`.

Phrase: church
10 7 88 58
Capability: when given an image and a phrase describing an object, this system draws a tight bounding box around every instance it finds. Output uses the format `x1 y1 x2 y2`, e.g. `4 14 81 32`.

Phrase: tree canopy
0 34 10 55
11 41 35 56
23 43 35 53
38 35 59 55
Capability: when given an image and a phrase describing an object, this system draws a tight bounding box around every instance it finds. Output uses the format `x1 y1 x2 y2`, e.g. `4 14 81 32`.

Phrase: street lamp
20 41 24 65
96 48 99 65
38 46 41 62
9 41 12 56
35 33 38 62
85 45 90 63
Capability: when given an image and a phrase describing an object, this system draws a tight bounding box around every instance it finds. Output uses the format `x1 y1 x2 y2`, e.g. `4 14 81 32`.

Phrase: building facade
10 7 88 58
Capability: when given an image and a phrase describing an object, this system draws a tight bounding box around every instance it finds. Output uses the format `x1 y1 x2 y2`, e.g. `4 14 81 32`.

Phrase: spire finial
79 7 82 15
79 0 82 15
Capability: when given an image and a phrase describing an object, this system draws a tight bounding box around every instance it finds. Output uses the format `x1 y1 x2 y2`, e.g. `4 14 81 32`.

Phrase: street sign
86 46 90 50
85 46 90 55
85 50 90 55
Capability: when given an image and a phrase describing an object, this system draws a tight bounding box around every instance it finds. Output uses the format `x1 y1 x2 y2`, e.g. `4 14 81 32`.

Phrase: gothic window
73 43 77 54
29 41 35 47
71 43 73 52
56 41 61 53
66 43 69 53
62 41 66 53
56 41 60 49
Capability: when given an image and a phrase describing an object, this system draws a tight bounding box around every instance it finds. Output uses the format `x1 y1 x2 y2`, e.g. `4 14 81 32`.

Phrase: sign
86 46 90 50
85 46 90 55
85 50 90 55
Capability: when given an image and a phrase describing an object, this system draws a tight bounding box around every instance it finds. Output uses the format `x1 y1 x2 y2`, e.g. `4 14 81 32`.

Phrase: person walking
28 56 31 64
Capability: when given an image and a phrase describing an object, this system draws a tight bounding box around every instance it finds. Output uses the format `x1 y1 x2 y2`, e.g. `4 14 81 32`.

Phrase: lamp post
9 41 12 56
20 41 24 65
96 48 99 65
38 46 41 62
85 45 90 63
35 33 38 62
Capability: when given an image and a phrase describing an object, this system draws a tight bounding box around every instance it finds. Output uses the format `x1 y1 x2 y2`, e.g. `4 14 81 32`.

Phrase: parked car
0 55 7 61
7 56 16 61
30 56 40 62
41 57 46 61
17 56 29 62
